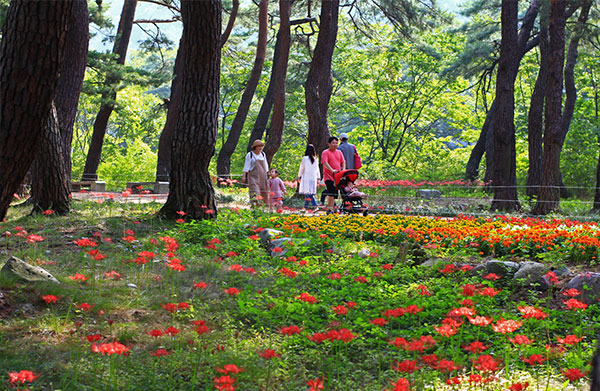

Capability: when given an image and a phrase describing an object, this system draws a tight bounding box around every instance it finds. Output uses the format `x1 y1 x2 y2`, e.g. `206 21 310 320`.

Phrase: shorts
324 180 339 199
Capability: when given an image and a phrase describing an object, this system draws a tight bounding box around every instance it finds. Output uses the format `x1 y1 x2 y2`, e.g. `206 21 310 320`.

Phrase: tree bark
489 0 520 212
532 0 566 215
160 0 221 220
263 0 292 163
217 0 268 178
0 0 72 220
155 39 183 182
526 14 549 197
305 0 340 159
220 0 239 47
56 0 89 180
30 104 71 214
82 0 137 181
465 0 540 182
246 30 282 152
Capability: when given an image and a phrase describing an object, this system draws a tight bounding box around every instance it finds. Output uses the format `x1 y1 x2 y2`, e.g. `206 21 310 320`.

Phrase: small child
268 169 286 209
342 179 366 198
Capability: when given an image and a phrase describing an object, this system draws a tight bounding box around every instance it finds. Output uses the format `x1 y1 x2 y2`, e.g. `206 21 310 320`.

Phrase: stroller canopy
334 169 359 185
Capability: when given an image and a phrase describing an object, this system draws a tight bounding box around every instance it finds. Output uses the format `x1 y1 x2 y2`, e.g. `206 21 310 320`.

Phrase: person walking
321 136 346 214
242 140 269 205
337 132 358 169
297 144 320 211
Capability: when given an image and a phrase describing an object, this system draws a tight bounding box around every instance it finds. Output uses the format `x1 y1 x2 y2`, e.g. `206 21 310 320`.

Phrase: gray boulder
420 258 447 268
513 261 547 285
1 256 59 283
485 260 519 277
358 249 371 258
269 238 292 257
258 228 283 244
566 272 600 305
416 189 441 199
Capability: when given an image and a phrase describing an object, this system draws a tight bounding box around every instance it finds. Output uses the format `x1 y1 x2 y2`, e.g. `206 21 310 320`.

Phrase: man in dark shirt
337 133 356 169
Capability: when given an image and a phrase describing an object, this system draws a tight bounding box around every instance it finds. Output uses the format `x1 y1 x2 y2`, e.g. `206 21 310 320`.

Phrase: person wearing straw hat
242 140 269 205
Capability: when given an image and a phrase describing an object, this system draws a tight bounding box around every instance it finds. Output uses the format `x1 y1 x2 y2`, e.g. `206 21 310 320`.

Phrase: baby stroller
334 169 368 216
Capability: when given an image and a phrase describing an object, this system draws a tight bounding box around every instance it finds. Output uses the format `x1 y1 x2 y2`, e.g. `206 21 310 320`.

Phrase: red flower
562 368 586 382
544 270 559 284
150 349 171 356
104 270 121 280
279 267 298 278
563 298 588 310
392 359 421 374
492 318 522 334
522 354 545 366
224 287 241 296
214 375 236 391
388 337 408 349
468 316 492 327
73 238 98 247
76 303 92 311
332 305 348 315
91 341 130 355
8 370 39 385
508 334 534 345
216 364 243 375
306 377 324 390
165 326 180 336
562 288 581 297
42 209 54 215
473 354 501 372
345 301 357 308
147 329 164 337
440 264 457 274
41 295 59 304
161 303 178 312
460 284 477 296
434 324 459 337
386 377 410 391
327 272 341 280
296 292 317 303
258 349 279 359
371 318 387 326
436 359 461 373
69 273 89 282
448 306 476 318
518 306 547 320
87 333 102 342
274 325 299 336
464 341 489 354
26 234 45 243
483 273 501 280
556 335 583 345
509 382 529 391
193 281 208 289
479 287 501 297
354 275 367 283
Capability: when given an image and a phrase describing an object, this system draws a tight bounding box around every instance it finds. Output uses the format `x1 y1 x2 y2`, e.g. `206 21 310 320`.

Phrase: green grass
0 200 596 390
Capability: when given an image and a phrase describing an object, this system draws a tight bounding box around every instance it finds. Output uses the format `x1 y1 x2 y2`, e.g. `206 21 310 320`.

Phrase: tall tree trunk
82 0 137 181
555 0 592 199
160 0 221 220
526 13 549 197
533 0 566 215
305 0 340 159
246 30 282 152
465 0 540 182
30 104 70 214
0 0 72 220
220 0 239 47
155 39 183 182
489 0 520 211
217 0 268 178
465 101 496 181
263 0 292 163
56 0 89 180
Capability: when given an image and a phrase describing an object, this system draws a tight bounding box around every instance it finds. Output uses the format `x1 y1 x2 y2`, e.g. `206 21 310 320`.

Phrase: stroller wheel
363 210 368 217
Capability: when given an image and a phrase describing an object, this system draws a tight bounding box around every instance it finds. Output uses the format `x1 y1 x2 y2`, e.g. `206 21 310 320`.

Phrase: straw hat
251 139 265 149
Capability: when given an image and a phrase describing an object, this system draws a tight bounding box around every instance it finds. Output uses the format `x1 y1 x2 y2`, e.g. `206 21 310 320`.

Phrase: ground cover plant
0 200 598 390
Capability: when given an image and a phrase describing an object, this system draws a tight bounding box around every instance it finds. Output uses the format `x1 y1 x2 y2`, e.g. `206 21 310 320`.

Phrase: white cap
339 133 349 140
